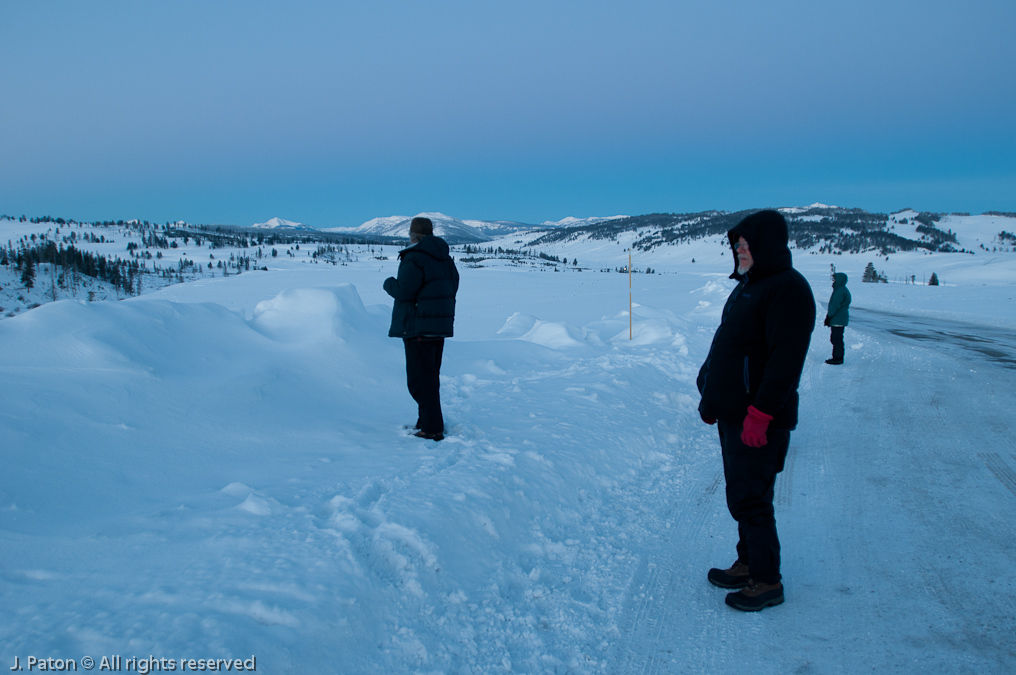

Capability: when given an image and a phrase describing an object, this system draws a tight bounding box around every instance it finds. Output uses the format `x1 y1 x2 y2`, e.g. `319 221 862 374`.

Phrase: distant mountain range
320 212 630 243
319 212 526 243
252 213 621 244
251 217 305 230
249 206 1015 253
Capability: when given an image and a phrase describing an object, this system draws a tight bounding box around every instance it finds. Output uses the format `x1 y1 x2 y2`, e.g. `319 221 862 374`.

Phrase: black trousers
718 419 791 585
403 338 445 435
830 325 845 361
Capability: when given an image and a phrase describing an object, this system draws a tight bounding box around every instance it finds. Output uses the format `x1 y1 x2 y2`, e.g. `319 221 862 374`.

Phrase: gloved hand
741 406 773 447
823 316 830 327
700 410 717 425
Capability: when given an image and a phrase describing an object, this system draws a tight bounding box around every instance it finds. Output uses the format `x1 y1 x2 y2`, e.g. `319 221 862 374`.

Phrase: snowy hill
525 205 1016 257
461 218 546 237
778 202 838 214
251 217 307 230
888 209 1016 253
322 212 539 244
542 215 628 228
322 212 484 243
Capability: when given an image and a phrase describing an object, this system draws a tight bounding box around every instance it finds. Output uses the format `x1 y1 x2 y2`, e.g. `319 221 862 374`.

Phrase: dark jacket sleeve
753 275 816 418
384 256 424 302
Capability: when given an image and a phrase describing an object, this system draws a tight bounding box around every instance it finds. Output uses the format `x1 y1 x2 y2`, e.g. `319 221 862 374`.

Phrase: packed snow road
608 309 1016 674
848 306 1016 370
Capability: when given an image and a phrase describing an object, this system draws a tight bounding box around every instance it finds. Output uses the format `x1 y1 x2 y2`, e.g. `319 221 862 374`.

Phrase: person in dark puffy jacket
823 272 851 364
383 217 459 441
697 209 815 612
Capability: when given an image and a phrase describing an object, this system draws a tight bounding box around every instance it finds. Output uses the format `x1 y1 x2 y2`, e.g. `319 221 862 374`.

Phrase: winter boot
708 561 751 589
724 580 784 611
825 358 843 365
413 430 444 441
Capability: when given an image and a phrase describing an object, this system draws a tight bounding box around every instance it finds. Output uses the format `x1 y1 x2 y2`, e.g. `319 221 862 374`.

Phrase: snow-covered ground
2 215 1015 673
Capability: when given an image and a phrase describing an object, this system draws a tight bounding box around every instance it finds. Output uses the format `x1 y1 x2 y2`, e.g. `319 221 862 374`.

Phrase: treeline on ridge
528 207 973 255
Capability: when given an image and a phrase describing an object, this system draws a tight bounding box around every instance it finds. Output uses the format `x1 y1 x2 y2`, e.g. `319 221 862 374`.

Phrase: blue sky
2 1 1014 227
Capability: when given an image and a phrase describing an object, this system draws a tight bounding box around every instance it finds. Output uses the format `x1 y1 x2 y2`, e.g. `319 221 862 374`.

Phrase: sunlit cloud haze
2 0 1014 226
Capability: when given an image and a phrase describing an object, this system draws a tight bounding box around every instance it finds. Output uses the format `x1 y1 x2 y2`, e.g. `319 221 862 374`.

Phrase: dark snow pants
830 326 845 361
718 419 791 585
404 337 445 435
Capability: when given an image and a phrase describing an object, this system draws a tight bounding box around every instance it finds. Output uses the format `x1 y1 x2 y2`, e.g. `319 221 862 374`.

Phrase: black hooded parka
697 210 816 430
384 235 459 338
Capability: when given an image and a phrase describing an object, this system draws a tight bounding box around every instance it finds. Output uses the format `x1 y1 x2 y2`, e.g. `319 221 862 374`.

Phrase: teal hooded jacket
826 273 851 327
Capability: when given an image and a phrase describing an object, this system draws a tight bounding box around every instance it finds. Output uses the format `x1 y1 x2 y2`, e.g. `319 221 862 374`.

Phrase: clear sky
2 1 1014 227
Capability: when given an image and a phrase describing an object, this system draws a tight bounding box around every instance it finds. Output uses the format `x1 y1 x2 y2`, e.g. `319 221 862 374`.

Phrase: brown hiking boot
724 579 784 611
707 561 750 589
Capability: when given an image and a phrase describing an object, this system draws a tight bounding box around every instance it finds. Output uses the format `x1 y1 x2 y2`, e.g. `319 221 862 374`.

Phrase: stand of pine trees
2 241 142 297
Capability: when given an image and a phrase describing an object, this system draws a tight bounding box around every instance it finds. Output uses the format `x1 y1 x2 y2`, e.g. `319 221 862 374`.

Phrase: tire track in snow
978 452 1016 499
818 315 1016 669
617 561 674 675
776 443 797 507
613 461 728 675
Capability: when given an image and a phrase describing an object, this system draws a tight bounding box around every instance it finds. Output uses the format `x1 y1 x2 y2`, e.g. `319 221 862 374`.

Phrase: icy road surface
612 308 1016 673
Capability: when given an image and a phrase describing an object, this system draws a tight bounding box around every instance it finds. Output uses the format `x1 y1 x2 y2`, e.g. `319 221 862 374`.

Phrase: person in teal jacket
824 272 851 364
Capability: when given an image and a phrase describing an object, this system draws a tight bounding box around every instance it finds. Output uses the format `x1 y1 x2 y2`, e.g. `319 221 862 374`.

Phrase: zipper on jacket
743 356 750 394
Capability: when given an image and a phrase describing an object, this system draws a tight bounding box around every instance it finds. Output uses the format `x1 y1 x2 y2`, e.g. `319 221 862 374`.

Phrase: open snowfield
2 215 1015 673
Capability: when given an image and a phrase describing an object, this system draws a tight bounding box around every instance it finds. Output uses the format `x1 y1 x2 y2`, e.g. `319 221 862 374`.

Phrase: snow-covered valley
2 212 1015 673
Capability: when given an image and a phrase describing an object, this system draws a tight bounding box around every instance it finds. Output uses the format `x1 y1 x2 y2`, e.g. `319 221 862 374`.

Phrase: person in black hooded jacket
383 217 459 441
697 209 815 611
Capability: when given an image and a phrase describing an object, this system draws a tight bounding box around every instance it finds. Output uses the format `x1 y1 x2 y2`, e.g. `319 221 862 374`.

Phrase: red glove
700 411 717 425
741 406 773 447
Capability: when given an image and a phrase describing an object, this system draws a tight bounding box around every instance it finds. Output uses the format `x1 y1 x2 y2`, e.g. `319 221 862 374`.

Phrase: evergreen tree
21 256 36 290
862 262 878 282
929 272 940 286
